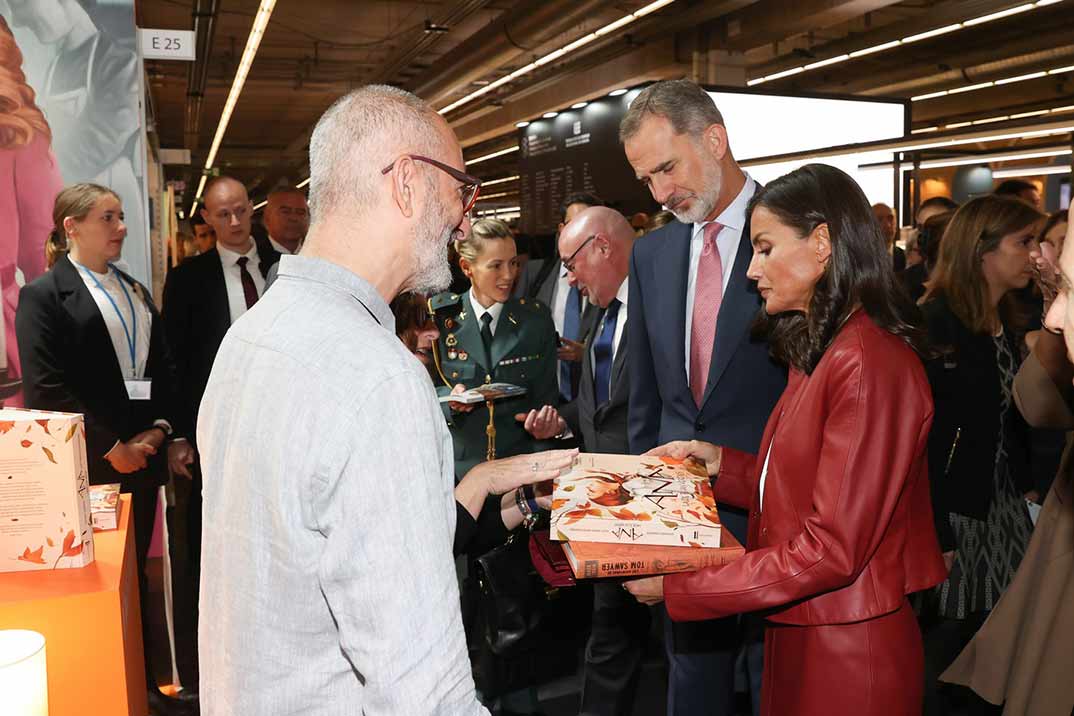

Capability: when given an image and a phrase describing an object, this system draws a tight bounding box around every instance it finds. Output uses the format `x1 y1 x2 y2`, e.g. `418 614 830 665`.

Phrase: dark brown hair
922 194 1043 334
749 164 929 373
389 292 433 350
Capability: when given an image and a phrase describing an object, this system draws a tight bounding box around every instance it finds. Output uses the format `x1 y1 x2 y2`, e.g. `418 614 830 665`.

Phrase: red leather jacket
664 312 947 626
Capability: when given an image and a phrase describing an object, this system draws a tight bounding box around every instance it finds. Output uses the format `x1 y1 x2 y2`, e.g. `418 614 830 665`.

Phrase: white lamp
0 630 48 715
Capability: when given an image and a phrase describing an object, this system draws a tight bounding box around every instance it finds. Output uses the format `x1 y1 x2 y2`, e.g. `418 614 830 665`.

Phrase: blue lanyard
80 265 138 376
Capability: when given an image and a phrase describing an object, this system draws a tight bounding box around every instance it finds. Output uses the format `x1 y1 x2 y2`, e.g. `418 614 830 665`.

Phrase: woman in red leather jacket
625 163 948 716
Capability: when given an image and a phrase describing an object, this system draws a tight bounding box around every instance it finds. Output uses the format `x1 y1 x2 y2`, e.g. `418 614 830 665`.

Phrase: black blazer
922 295 1032 551
162 244 278 439
15 256 181 489
562 304 630 454
514 257 558 303
627 207 786 457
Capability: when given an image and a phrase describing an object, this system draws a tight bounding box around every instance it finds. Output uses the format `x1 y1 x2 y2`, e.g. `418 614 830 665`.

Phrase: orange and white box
0 409 94 572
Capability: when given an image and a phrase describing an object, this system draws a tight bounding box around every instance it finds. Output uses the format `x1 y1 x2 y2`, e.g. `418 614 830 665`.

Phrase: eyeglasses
563 234 598 273
381 154 482 214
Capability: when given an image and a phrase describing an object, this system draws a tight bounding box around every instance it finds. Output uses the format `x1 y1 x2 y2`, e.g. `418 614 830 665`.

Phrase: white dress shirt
684 175 756 382
470 288 505 336
268 235 296 255
550 264 571 337
217 240 266 324
72 259 151 380
73 259 175 448
758 443 772 512
590 279 629 376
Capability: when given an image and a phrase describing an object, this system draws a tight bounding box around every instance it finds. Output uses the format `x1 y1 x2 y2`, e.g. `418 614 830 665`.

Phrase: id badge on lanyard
125 380 152 400
81 265 152 400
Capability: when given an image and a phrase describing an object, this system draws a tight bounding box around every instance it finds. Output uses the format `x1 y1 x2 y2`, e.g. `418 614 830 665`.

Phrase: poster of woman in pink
0 14 63 405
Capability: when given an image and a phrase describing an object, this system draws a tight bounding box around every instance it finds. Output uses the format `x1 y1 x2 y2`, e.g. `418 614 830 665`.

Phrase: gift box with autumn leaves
0 408 94 573
550 453 722 548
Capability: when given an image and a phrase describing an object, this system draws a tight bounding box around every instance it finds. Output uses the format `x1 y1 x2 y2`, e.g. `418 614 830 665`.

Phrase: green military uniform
429 290 559 477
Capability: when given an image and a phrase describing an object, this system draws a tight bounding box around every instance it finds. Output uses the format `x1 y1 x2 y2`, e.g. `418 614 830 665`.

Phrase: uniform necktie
480 312 494 370
560 284 582 401
593 299 621 406
689 222 724 407
236 256 259 310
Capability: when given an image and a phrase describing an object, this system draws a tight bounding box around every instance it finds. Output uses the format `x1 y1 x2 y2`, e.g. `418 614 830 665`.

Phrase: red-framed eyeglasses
381 154 483 214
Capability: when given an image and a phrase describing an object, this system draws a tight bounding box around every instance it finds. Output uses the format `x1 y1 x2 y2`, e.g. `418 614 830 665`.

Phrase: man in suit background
514 192 603 402
872 202 906 272
621 79 786 716
262 187 309 255
554 206 650 716
161 175 280 689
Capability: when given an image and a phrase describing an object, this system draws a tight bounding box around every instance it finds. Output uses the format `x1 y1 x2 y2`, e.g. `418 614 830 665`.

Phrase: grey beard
405 204 455 295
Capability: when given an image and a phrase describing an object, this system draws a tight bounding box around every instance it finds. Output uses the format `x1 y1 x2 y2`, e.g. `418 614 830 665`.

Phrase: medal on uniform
448 350 458 360
458 350 468 361
445 318 456 330
446 333 458 347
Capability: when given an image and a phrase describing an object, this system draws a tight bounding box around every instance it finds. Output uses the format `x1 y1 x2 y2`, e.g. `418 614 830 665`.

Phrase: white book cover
550 453 722 548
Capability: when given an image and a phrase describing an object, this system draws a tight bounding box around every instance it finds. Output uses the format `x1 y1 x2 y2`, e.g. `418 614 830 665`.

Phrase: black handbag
471 528 588 698
472 528 546 656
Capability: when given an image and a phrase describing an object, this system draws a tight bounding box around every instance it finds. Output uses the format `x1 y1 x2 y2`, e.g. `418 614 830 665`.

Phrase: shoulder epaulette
428 292 463 313
515 296 545 312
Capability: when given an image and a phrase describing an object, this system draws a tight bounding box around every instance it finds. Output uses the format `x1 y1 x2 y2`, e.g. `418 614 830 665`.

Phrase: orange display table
0 494 147 715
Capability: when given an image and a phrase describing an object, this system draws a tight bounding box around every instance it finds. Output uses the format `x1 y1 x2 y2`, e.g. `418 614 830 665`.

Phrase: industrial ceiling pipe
864 44 1074 96
184 0 220 150
410 0 612 108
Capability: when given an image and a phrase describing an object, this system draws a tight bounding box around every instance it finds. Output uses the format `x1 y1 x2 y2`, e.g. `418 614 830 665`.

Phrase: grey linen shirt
197 255 486 716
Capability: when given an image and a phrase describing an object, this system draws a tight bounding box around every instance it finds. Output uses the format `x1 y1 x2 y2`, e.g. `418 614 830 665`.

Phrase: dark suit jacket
514 257 559 304
627 213 786 459
562 303 630 454
15 256 181 489
162 243 279 439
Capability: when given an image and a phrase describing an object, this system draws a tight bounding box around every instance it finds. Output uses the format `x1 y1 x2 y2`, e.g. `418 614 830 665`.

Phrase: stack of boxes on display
0 409 95 573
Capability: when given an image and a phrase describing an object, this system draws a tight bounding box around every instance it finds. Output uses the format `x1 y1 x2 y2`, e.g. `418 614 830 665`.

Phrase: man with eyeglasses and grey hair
196 86 488 715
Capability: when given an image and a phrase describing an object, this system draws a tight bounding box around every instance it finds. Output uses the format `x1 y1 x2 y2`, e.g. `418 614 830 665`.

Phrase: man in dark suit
554 206 649 716
621 80 786 716
514 192 603 402
162 176 279 585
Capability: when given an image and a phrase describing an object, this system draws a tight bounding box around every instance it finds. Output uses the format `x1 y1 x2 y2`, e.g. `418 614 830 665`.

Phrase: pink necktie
690 222 724 407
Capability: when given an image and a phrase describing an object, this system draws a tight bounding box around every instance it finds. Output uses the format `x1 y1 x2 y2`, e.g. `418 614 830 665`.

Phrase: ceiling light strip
740 121 1074 166
912 62 1074 102
438 0 678 115
915 102 1074 133
481 175 520 187
191 0 277 211
475 190 518 201
466 146 520 166
992 164 1071 177
748 0 1063 86
861 147 1072 171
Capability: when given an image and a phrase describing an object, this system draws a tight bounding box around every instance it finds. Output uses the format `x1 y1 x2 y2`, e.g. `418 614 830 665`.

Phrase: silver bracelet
515 487 537 528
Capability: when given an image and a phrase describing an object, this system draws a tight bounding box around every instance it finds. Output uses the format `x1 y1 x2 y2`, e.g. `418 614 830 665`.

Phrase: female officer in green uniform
430 218 561 477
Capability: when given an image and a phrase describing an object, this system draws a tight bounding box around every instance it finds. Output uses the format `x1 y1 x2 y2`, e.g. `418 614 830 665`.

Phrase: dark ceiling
134 0 1074 210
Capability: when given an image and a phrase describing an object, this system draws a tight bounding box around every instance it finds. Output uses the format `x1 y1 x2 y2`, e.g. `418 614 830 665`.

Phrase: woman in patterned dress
919 194 1045 714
